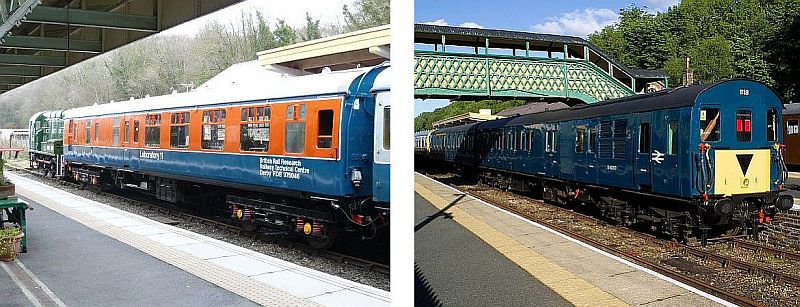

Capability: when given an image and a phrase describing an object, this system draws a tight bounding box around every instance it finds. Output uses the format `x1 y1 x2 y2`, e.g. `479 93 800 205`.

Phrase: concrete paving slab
174 243 240 260
146 232 201 247
252 270 345 298
309 289 394 307
88 210 123 220
105 217 145 227
209 255 286 276
121 224 171 236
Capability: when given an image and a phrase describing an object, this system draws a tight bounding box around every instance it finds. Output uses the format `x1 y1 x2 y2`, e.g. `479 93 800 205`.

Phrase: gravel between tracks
428 172 800 306
11 168 389 291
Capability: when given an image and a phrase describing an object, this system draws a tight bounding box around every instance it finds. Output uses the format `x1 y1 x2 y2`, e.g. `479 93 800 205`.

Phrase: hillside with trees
0 0 389 128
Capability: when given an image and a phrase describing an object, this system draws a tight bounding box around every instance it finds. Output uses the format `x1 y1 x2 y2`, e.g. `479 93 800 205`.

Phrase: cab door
372 91 390 203
635 113 653 190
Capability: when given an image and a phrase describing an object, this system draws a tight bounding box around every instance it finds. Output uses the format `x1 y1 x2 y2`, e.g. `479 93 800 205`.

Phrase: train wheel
306 232 336 249
241 220 261 232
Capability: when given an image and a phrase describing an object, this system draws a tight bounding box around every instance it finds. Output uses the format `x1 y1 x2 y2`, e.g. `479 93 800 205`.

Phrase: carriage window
788 120 799 135
575 126 586 153
699 108 720 142
317 109 334 149
124 121 130 143
736 110 752 142
285 104 305 153
201 110 226 150
133 121 140 143
767 108 777 142
113 118 120 146
170 112 190 149
668 121 678 155
639 123 650 153
241 107 270 152
589 128 596 153
94 122 99 142
85 121 90 144
145 114 161 147
383 107 390 150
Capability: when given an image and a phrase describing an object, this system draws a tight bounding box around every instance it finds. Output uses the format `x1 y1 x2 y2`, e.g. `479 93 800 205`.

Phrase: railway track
9 164 389 276
425 172 800 306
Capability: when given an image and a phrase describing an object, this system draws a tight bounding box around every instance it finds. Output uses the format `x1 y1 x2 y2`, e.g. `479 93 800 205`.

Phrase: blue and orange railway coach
57 64 390 248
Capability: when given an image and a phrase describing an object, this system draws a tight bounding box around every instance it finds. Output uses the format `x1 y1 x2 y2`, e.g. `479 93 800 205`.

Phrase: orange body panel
63 97 344 160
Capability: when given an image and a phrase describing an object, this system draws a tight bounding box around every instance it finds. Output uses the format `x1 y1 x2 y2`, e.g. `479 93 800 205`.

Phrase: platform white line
16 260 68 307
1 261 44 307
416 172 736 307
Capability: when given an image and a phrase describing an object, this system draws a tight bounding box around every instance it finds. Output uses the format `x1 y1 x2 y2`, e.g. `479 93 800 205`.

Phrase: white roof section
372 65 391 92
64 65 374 119
196 61 302 91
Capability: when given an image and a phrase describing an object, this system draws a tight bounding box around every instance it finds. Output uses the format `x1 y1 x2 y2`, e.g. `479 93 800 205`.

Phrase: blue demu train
420 79 792 242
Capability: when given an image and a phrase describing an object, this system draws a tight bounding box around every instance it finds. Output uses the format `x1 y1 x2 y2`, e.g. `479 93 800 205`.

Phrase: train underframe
29 152 63 178
467 166 792 245
62 163 389 249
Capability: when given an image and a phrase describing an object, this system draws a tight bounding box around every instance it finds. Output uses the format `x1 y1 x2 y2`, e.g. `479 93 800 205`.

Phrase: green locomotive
28 110 65 177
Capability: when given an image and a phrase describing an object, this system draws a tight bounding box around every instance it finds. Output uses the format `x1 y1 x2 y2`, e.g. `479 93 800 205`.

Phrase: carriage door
652 109 682 195
635 113 653 190
372 91 390 203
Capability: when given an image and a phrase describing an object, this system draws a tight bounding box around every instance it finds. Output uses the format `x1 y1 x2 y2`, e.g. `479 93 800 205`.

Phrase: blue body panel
430 79 784 201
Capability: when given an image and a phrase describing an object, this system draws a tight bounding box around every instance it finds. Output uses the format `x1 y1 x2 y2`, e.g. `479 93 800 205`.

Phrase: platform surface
415 173 730 307
2 172 390 307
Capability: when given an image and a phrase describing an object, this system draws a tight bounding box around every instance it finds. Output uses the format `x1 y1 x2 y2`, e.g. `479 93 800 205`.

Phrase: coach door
634 113 653 190
652 109 682 195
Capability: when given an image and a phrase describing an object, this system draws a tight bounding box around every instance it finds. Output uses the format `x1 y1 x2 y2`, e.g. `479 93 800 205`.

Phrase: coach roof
63 66 381 119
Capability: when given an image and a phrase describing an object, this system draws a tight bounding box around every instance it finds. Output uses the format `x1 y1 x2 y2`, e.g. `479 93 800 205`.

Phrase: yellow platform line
415 182 628 307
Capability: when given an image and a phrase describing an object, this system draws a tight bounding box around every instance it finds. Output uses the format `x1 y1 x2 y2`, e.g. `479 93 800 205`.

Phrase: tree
342 0 390 31
301 12 322 41
274 19 297 47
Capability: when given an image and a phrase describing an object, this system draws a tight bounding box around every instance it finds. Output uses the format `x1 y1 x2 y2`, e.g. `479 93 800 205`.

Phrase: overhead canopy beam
25 6 158 32
0 0 41 38
0 54 66 67
1 36 102 53
0 65 40 76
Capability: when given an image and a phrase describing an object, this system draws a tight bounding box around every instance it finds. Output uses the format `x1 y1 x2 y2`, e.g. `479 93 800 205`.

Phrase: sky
414 0 681 116
162 0 355 36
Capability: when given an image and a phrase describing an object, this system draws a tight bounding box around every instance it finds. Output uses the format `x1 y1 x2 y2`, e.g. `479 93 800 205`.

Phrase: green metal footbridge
415 24 669 104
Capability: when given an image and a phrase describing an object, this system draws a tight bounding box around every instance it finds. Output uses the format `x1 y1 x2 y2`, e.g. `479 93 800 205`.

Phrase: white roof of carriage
63 63 377 119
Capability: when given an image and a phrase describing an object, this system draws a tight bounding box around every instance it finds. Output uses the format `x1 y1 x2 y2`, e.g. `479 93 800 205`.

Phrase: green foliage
414 100 530 131
589 0 799 101
302 12 323 41
342 0 390 31
0 227 21 239
274 19 298 46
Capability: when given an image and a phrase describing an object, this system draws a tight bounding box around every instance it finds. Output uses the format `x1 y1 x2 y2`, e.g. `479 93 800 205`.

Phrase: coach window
94 122 99 142
736 110 752 142
285 104 306 153
241 106 270 152
170 112 190 149
553 125 559 152
384 107 392 150
575 126 586 153
133 121 140 143
202 110 226 150
85 121 91 144
699 108 720 142
124 120 131 143
668 122 678 155
788 120 799 135
145 114 161 147
317 109 334 148
113 118 121 146
588 128 597 153
638 123 650 153
767 108 777 142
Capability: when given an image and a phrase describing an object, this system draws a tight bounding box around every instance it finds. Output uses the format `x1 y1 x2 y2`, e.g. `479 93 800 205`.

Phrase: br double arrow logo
651 150 664 164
